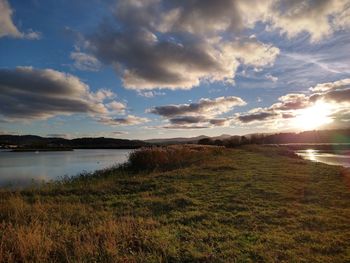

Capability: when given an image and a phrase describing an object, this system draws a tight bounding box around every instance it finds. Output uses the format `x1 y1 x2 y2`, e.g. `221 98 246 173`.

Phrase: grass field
1 145 350 262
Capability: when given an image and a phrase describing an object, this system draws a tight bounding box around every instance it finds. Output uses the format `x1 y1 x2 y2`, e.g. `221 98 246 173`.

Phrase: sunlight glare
293 102 334 130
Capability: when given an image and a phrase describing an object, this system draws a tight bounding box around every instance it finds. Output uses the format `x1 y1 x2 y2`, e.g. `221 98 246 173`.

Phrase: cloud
169 116 206 125
24 29 41 40
85 0 350 90
106 101 126 114
161 116 231 130
148 96 245 129
83 0 287 90
112 131 129 135
209 118 231 126
310 78 350 92
0 67 119 121
79 0 348 91
0 0 41 39
89 27 243 90
271 93 310 111
221 38 280 68
309 78 350 104
137 90 165 98
161 124 209 130
269 0 350 42
235 78 350 127
0 0 21 38
148 96 246 117
70 52 101 71
237 109 278 123
265 74 278 82
99 115 149 126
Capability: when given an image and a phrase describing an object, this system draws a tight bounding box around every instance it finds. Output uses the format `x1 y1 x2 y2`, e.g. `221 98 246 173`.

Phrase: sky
0 0 350 140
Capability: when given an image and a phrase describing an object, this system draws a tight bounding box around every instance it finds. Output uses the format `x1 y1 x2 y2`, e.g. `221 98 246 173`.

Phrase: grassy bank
0 145 350 262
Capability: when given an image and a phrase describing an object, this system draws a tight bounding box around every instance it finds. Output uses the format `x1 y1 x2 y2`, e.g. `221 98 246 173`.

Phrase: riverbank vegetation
0 145 349 262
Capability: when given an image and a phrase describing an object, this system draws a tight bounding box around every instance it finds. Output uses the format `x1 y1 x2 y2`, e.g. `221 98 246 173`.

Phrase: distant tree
224 136 241 148
198 138 213 145
214 139 223 146
241 136 249 145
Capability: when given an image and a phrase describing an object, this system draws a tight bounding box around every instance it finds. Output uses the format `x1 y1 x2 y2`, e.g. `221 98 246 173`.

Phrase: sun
292 101 334 130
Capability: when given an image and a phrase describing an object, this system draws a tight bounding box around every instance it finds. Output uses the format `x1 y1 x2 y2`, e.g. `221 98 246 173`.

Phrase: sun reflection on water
306 149 317 161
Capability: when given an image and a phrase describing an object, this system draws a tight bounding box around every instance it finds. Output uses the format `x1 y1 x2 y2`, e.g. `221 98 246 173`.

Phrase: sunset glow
293 102 334 130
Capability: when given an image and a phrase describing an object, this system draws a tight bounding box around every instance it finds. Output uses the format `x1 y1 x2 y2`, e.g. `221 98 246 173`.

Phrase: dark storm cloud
0 67 110 120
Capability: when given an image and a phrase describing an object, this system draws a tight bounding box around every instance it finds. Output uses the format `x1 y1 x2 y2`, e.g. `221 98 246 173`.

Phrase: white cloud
268 0 350 42
106 101 126 114
137 90 166 98
24 29 41 40
0 0 41 39
221 39 280 68
70 52 101 71
265 74 278 82
310 78 350 92
0 0 21 38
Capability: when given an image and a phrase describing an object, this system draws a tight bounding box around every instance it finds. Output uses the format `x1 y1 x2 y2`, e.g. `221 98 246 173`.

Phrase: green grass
1 145 350 262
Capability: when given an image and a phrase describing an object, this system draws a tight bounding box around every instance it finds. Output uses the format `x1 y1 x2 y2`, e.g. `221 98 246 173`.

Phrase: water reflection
297 149 350 168
305 149 317 161
0 149 132 187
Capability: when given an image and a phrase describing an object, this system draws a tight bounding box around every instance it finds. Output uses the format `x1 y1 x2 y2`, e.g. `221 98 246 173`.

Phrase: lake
296 149 350 168
0 149 132 187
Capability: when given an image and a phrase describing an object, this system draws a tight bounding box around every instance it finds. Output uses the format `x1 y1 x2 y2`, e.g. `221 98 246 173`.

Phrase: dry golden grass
127 144 223 171
0 194 163 262
0 145 349 262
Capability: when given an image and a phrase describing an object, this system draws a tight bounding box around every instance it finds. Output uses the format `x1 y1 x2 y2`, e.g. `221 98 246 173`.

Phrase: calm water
297 149 350 168
0 149 132 187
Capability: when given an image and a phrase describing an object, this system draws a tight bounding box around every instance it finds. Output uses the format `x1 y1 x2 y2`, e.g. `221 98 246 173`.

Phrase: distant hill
145 135 209 144
197 129 350 147
2 129 350 150
251 129 350 144
0 135 148 149
145 134 234 144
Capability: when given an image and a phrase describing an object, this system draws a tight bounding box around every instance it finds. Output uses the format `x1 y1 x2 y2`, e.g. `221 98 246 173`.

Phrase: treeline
0 135 148 149
198 129 350 147
2 129 350 150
